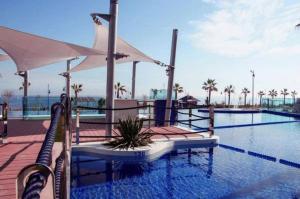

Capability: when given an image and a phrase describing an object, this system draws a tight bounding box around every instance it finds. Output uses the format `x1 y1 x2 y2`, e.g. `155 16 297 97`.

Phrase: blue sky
1 0 300 104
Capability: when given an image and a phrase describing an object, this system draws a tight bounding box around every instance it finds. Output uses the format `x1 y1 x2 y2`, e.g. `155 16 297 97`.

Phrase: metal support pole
250 70 255 108
148 104 151 128
2 103 8 143
16 71 28 118
105 0 118 136
47 84 50 112
131 61 138 99
76 108 80 144
165 29 178 126
62 58 76 127
24 71 28 98
209 105 214 136
66 60 72 98
174 102 178 125
188 107 192 128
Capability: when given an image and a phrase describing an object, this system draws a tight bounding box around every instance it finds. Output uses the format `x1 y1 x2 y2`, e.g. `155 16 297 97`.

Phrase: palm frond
202 79 218 92
105 118 153 150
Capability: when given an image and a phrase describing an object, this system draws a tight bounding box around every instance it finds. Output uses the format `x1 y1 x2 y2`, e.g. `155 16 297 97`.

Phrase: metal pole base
1 138 7 144
16 163 55 199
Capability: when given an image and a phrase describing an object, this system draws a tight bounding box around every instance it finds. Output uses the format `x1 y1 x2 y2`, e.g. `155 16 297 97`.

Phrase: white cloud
190 0 300 57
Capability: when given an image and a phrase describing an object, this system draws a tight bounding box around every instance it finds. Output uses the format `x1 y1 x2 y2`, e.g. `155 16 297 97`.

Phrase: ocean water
0 96 103 117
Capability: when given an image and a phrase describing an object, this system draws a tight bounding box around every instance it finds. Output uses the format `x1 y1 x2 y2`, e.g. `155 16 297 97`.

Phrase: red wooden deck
0 120 49 199
76 124 202 143
0 119 201 199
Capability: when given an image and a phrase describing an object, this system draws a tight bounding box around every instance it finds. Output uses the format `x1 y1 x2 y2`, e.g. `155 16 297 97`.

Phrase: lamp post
250 70 255 108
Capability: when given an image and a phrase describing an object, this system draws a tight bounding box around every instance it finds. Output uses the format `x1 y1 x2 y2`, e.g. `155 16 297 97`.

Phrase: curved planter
72 135 219 162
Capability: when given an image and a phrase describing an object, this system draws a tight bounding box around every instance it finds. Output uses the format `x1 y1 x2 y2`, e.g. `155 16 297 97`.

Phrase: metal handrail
74 102 215 143
75 104 209 111
17 94 70 199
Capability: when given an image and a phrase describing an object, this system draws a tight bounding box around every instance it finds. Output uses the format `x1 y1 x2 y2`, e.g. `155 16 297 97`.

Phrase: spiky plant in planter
106 118 153 150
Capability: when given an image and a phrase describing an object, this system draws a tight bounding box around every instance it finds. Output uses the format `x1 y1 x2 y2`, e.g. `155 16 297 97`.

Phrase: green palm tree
224 85 234 106
98 98 106 114
173 83 183 100
202 79 218 105
268 89 278 107
151 89 158 99
1 90 14 104
114 82 127 98
257 91 265 106
241 88 250 106
291 90 297 104
280 89 289 105
269 89 278 99
71 83 83 105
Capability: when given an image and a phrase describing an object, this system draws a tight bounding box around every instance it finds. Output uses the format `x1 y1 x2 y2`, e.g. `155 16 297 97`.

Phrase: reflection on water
71 147 215 187
71 144 300 199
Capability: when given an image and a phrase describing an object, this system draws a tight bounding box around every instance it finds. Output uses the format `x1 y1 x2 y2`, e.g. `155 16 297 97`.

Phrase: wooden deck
0 119 203 199
0 120 48 199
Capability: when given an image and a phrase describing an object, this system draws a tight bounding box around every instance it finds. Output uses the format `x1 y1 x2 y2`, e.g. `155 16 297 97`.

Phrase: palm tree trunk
244 95 246 106
75 92 78 106
117 89 120 98
175 91 178 100
293 96 295 104
228 93 231 107
208 90 211 105
259 96 262 106
283 95 285 105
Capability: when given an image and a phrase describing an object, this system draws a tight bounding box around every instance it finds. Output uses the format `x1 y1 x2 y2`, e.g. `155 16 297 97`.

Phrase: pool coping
198 108 261 114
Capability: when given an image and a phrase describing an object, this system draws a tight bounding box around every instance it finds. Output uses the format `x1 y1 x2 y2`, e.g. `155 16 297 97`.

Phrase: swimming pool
71 113 300 199
179 111 297 128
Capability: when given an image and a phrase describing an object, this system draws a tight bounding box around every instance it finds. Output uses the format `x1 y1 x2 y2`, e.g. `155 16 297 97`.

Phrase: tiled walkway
0 119 202 199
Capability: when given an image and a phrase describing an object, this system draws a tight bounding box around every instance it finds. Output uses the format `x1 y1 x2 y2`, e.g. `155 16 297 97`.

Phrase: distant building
178 95 199 107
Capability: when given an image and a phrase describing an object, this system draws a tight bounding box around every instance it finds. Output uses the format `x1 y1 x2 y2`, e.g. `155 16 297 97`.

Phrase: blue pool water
71 113 300 199
178 111 296 128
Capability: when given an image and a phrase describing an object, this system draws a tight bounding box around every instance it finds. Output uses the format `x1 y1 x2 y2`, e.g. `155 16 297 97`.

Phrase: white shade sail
70 24 157 72
0 54 10 62
0 26 105 72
